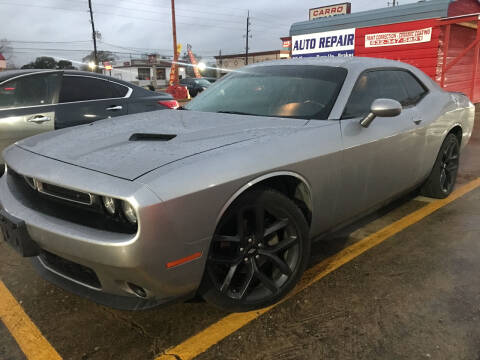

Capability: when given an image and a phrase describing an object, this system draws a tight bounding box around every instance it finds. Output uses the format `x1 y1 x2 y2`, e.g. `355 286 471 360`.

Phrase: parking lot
0 115 479 360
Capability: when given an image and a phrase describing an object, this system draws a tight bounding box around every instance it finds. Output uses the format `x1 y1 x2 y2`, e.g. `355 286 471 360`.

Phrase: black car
0 69 178 167
179 77 211 97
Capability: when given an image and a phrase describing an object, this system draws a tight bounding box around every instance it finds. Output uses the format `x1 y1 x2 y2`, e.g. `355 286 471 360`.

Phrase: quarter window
58 76 128 103
396 71 428 106
0 73 61 109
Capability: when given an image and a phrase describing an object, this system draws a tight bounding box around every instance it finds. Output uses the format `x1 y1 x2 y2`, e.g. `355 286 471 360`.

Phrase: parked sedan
0 69 178 167
0 58 474 312
179 77 211 97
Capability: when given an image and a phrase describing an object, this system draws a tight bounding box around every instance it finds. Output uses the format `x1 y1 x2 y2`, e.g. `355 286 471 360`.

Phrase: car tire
199 188 310 312
421 133 460 199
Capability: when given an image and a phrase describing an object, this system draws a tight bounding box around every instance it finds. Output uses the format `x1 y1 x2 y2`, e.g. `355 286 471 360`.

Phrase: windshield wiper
216 110 255 116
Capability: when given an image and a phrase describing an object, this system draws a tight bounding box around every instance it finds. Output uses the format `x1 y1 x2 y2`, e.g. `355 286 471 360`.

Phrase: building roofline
215 50 290 59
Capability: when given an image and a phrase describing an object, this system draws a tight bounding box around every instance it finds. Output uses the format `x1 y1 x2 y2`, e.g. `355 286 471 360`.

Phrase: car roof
0 69 172 98
247 56 416 72
0 69 131 87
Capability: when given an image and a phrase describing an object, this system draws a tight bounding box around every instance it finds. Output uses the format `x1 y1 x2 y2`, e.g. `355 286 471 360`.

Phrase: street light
88 61 96 71
197 62 206 72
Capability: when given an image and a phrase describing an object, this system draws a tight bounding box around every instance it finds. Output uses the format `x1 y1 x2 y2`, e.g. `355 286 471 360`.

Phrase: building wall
217 52 290 72
108 66 186 88
0 60 6 71
448 0 480 17
436 23 479 100
355 19 440 79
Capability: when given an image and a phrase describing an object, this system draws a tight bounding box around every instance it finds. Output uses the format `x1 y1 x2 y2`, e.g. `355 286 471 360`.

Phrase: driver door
337 69 425 222
0 71 61 163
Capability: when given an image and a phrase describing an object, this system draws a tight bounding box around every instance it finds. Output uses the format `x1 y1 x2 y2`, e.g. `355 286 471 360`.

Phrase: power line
1 0 283 32
0 1 253 32
9 40 91 44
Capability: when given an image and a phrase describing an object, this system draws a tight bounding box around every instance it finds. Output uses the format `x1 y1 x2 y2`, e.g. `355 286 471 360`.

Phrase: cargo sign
309 3 351 20
365 27 432 48
292 28 355 58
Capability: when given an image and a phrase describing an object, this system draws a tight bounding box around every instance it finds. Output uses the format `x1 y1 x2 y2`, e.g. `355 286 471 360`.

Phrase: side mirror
360 98 402 128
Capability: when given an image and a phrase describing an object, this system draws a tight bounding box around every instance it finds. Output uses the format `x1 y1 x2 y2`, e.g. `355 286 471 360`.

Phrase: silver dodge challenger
0 58 474 312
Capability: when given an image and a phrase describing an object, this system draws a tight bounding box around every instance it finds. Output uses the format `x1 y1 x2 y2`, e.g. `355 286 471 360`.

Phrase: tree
56 60 76 69
0 39 15 68
82 50 116 65
203 63 218 78
21 56 57 69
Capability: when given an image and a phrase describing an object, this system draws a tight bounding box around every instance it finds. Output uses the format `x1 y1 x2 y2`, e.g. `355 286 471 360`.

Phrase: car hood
16 110 309 180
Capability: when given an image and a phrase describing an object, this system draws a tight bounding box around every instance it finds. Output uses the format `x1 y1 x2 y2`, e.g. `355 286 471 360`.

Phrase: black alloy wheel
439 138 459 194
421 133 460 198
200 189 310 312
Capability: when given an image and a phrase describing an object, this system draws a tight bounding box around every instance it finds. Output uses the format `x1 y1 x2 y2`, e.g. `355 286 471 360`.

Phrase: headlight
122 201 137 224
102 196 116 215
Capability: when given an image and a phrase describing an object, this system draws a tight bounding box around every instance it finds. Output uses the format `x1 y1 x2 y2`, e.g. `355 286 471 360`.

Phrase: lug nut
239 247 244 252
255 255 260 259
244 257 249 262
248 238 253 243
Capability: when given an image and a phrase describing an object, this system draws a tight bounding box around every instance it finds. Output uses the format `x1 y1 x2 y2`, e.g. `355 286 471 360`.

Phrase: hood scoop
129 133 176 141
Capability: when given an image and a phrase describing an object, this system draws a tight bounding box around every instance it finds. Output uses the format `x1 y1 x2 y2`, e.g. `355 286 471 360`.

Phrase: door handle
27 115 51 124
106 105 123 111
413 119 422 125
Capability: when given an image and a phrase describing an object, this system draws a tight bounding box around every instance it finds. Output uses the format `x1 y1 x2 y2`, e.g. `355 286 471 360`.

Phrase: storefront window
137 68 150 80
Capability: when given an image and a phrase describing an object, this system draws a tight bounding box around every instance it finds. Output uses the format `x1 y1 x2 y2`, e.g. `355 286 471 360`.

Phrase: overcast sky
1 0 418 67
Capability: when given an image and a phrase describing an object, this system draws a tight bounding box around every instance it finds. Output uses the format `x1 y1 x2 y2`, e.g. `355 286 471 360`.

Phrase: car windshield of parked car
185 65 347 119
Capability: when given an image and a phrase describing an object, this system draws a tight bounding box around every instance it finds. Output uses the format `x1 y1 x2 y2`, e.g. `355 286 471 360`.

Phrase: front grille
38 181 92 205
7 168 137 234
40 250 101 289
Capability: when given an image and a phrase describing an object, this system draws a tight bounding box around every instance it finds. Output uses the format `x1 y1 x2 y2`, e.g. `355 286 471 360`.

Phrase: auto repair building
290 0 480 102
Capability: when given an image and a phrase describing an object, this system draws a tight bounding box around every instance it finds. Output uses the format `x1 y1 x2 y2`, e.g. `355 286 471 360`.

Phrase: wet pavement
1 115 480 360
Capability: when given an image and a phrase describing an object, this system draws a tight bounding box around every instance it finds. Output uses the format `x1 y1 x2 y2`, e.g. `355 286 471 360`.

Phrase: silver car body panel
0 57 475 307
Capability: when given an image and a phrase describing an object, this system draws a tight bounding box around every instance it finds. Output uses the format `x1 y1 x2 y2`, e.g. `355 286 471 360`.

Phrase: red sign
309 3 351 20
103 61 112 70
282 40 292 48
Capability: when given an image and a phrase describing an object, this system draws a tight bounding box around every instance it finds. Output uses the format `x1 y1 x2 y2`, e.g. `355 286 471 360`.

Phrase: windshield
185 65 347 119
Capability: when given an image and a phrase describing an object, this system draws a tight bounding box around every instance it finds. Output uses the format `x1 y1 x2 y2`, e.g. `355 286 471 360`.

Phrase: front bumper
0 146 211 309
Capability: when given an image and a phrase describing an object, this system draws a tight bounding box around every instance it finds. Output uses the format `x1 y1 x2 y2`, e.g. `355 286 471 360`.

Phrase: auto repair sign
365 27 432 47
292 28 355 58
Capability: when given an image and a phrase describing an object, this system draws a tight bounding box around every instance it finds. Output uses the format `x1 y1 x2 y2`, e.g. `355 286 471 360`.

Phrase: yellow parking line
0 281 62 360
157 177 480 360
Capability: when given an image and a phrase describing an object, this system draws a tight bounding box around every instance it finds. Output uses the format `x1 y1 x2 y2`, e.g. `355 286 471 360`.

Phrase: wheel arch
216 171 314 228
447 124 463 146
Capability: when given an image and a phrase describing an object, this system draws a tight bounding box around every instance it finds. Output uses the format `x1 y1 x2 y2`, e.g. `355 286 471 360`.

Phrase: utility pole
217 49 222 78
388 0 397 6
170 0 179 85
245 10 251 65
88 0 98 71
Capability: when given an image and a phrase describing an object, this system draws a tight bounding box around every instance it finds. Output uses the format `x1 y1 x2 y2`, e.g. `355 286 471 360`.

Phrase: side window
58 76 128 103
343 71 384 118
343 69 416 118
376 70 409 105
396 71 428 106
0 73 61 109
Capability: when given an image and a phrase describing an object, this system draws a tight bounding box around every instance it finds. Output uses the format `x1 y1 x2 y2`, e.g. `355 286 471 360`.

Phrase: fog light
122 201 137 224
102 196 116 215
